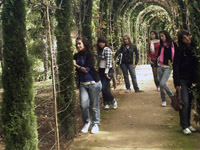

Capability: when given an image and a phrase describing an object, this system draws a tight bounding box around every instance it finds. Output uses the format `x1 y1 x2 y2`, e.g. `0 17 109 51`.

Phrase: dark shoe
135 90 144 93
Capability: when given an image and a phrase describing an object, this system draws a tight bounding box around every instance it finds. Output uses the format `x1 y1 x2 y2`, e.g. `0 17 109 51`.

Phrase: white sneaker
188 126 197 132
104 104 110 110
113 101 118 109
91 124 99 134
81 122 90 133
125 89 130 93
161 101 167 107
183 128 192 135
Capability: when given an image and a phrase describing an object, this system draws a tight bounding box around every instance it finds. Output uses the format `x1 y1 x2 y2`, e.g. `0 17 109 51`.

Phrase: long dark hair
150 30 159 40
178 30 195 49
159 30 173 47
76 36 91 52
123 35 133 46
97 36 111 54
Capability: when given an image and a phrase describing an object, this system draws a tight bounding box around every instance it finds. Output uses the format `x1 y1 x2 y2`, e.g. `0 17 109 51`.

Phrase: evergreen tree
1 0 38 149
81 0 93 44
55 0 76 139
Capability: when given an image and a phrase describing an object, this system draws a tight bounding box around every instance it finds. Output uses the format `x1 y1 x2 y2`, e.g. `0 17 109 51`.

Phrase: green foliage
186 0 200 119
81 0 93 45
55 0 76 140
26 3 48 81
1 0 38 149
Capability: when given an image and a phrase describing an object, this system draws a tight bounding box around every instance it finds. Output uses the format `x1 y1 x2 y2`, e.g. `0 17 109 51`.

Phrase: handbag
171 88 183 111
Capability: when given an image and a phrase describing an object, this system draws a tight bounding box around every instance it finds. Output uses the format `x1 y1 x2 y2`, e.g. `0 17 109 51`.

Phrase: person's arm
148 42 153 64
104 47 113 74
73 53 89 73
173 47 181 88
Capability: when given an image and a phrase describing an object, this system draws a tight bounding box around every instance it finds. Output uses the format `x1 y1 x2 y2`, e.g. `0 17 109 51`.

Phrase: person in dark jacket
173 31 197 135
157 30 176 107
115 35 143 93
73 37 102 134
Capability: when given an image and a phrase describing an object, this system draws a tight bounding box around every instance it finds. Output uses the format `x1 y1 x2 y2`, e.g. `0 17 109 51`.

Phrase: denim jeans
99 68 115 105
79 81 102 125
120 63 139 91
179 80 193 129
157 66 174 102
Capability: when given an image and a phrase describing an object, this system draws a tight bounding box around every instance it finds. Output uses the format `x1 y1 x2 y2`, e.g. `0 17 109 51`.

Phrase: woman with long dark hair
115 35 143 93
73 37 102 134
148 30 160 91
157 30 177 107
173 31 197 134
97 36 117 110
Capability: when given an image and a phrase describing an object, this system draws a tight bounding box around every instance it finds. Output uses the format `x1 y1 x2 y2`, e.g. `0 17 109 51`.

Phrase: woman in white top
97 36 117 110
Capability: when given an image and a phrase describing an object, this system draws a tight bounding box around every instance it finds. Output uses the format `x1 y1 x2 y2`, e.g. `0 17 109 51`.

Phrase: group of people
148 30 197 135
73 29 197 135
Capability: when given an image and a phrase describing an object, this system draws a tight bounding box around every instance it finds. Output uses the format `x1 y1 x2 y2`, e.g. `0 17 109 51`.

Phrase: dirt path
69 65 200 150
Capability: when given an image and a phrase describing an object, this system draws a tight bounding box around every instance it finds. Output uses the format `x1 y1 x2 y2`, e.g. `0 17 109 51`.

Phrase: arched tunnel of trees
0 0 200 149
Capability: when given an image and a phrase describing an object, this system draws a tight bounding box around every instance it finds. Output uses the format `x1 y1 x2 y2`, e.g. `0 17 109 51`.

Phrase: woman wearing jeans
148 30 160 91
173 31 197 134
97 36 118 110
115 35 143 93
157 30 177 107
74 37 102 134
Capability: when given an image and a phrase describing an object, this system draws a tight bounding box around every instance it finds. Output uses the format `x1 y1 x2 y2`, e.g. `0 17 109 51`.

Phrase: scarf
159 42 175 65
150 39 160 54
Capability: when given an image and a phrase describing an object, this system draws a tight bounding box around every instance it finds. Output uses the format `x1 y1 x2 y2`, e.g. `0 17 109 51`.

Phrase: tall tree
1 0 38 149
55 0 76 139
81 0 93 44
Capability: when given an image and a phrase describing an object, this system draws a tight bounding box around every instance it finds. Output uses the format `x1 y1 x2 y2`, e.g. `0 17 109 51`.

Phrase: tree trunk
99 0 109 37
42 28 49 80
55 0 76 140
1 0 38 149
81 0 93 45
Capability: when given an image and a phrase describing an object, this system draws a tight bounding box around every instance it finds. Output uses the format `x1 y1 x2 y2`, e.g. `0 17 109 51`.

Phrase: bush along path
68 65 200 150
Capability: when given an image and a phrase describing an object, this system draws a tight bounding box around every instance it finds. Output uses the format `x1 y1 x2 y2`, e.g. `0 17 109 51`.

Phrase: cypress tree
81 0 93 44
1 0 38 149
55 0 76 139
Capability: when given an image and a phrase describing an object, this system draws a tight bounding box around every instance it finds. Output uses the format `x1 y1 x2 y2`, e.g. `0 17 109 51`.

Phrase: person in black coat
115 35 143 93
173 31 197 135
73 37 102 134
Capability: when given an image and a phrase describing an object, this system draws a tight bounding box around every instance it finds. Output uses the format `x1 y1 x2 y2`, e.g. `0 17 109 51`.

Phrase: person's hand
133 65 136 68
80 67 88 73
176 86 181 91
73 60 77 66
106 74 111 79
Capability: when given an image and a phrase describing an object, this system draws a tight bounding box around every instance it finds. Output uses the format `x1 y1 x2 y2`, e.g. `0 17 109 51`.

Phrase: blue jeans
79 81 102 125
179 80 193 129
99 68 115 105
157 66 174 102
120 63 139 91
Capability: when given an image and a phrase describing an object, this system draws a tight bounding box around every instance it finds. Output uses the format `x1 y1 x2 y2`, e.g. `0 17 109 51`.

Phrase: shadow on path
69 65 200 150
